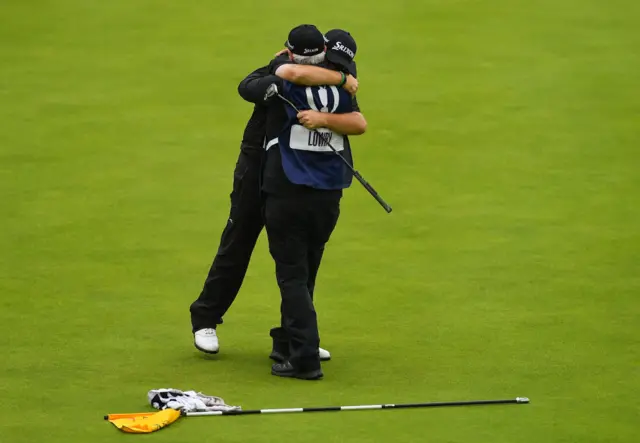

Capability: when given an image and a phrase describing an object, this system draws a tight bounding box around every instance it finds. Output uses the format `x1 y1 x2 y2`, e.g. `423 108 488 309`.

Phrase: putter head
264 83 279 102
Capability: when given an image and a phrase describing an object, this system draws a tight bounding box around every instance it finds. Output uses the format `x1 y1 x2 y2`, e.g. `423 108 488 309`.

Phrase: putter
183 397 530 417
264 83 392 214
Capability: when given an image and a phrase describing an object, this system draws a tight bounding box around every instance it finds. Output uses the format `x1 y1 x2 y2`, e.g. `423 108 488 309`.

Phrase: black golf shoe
271 361 323 380
269 349 288 363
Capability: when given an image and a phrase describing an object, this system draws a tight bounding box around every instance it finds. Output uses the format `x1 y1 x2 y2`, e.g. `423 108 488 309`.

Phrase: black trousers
190 147 264 332
264 193 340 371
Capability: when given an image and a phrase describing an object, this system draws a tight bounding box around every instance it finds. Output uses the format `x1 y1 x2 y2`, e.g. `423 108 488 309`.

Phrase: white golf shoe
319 347 331 361
194 328 219 354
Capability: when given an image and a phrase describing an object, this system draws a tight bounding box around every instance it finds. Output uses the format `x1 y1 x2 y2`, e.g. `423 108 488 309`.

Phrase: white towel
148 388 241 413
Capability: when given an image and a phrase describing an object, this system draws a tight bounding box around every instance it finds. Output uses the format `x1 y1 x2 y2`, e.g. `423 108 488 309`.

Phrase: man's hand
297 110 327 129
343 74 358 95
274 48 288 57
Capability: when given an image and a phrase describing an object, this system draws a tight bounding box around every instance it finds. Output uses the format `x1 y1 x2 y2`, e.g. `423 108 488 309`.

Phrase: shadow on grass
178 347 277 382
191 347 271 365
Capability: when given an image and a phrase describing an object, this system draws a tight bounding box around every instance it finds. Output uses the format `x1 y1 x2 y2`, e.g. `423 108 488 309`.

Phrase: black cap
284 24 325 56
325 29 357 72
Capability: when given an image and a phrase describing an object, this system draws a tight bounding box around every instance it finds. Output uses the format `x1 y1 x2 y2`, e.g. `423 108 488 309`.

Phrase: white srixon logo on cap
304 47 319 54
331 41 354 58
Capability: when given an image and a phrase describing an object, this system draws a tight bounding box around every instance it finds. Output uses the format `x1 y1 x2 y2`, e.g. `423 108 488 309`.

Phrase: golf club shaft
350 169 392 213
184 397 530 417
276 92 392 213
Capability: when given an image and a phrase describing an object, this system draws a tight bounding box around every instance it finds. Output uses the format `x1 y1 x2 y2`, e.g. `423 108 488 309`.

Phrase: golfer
238 24 365 379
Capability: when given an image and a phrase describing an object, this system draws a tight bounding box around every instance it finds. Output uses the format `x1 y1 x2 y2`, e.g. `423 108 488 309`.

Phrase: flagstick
184 397 530 417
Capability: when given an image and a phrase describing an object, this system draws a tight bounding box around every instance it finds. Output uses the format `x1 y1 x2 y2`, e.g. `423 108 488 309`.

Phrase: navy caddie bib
267 81 354 190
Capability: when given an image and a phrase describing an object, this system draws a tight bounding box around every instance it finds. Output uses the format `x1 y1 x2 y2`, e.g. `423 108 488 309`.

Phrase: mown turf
1 1 638 442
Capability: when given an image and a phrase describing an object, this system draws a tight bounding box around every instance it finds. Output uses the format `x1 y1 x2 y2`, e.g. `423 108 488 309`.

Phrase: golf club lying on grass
182 397 530 417
264 83 393 214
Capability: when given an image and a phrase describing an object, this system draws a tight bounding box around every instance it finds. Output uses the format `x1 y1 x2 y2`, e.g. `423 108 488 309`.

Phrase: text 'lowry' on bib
289 124 345 152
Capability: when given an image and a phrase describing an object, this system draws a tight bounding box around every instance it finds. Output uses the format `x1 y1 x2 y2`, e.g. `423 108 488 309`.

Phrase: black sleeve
237 66 284 104
348 61 357 78
349 61 359 111
268 54 292 74
351 95 361 112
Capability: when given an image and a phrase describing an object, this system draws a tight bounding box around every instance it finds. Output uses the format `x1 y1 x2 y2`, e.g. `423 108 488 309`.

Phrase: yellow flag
107 409 181 433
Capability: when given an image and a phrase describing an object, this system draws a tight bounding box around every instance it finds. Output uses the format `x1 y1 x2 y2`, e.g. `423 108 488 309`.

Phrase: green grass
1 0 639 441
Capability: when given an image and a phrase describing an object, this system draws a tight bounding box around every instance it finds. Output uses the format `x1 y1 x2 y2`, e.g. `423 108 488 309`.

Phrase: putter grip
353 170 392 213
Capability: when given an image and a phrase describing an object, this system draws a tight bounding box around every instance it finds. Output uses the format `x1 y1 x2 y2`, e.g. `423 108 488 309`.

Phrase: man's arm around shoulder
275 64 358 95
